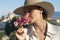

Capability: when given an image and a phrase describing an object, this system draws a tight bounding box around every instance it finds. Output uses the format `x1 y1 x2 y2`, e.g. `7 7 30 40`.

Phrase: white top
24 25 38 40
24 22 60 40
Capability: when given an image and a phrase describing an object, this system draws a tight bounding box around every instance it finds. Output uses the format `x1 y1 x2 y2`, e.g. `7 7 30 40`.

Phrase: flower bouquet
14 16 30 28
5 15 31 40
14 16 30 35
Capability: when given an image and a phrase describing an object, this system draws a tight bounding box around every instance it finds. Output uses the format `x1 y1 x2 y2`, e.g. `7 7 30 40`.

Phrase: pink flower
17 17 22 22
14 16 30 26
24 17 30 22
14 21 18 26
18 16 30 26
23 17 30 25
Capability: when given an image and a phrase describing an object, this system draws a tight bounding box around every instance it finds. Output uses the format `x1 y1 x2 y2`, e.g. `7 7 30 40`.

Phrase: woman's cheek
29 17 37 23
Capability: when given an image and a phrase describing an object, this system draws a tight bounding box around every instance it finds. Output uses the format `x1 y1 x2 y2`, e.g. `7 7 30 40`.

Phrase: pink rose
14 16 30 26
23 17 30 25
14 21 18 26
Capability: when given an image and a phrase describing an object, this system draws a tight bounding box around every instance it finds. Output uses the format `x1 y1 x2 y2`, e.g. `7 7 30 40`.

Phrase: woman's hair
24 5 47 19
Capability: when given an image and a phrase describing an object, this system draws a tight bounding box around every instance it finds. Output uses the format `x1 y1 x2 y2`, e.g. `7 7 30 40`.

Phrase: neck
34 18 46 33
33 18 46 40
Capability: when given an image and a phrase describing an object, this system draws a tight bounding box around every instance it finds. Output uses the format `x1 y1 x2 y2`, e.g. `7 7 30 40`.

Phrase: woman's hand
15 28 26 40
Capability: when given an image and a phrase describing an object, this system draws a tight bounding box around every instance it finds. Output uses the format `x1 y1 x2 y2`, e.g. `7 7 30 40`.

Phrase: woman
15 6 48 40
14 0 55 40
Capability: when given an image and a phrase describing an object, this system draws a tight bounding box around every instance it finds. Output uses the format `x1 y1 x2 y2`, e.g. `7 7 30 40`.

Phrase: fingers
17 31 24 35
17 28 24 31
17 28 24 35
15 29 26 40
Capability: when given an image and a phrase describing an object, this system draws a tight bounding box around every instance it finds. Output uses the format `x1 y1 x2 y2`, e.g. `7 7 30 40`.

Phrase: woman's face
25 9 43 23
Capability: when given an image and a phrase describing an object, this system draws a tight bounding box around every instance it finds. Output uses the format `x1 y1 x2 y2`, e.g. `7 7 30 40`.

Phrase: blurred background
0 0 60 40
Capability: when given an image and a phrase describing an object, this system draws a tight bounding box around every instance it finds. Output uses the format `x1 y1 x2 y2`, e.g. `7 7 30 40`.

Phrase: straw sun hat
14 0 54 18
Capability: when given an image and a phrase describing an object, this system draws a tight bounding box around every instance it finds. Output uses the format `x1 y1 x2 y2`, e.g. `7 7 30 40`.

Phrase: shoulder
47 22 60 33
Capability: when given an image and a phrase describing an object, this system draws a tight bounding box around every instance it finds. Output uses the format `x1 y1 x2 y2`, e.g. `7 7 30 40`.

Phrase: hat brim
14 2 54 18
